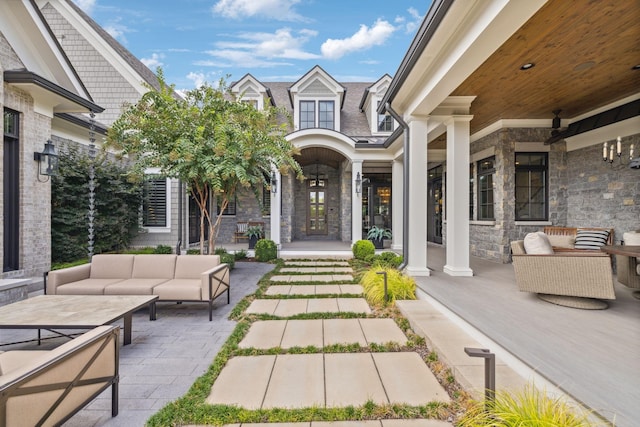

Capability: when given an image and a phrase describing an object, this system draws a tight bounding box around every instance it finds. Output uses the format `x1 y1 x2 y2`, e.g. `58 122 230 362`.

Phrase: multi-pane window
377 101 393 132
262 185 271 216
515 153 548 221
469 164 474 220
217 197 237 216
300 101 315 129
477 157 495 220
143 177 168 227
318 101 334 129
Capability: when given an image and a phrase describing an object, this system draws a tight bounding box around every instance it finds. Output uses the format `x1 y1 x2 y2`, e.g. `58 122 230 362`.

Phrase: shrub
378 251 403 268
458 385 595 427
219 253 235 270
254 239 277 262
364 254 377 264
154 245 173 254
360 266 416 306
214 247 228 255
186 248 200 255
124 247 155 254
352 239 375 260
234 249 248 260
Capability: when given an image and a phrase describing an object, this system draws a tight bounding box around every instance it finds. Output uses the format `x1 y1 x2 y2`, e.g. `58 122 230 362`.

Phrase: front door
307 179 327 235
427 176 443 244
3 109 20 272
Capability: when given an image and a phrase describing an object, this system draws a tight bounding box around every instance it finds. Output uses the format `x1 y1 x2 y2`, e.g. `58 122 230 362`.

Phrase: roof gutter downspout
384 102 409 271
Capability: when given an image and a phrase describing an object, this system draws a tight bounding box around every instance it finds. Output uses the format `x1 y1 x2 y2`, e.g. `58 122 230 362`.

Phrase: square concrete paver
269 275 293 282
281 319 323 348
315 284 341 294
324 353 387 407
262 354 325 409
265 285 292 295
245 299 280 315
288 285 317 295
207 355 275 409
372 352 451 405
331 274 354 281
360 318 408 345
240 320 287 349
274 299 309 317
382 421 453 427
307 298 339 313
312 422 382 427
312 275 334 282
337 298 371 314
323 319 367 346
339 284 364 294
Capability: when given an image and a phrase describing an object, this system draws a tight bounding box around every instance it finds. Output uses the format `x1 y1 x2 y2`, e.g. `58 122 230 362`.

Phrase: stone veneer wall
565 134 640 243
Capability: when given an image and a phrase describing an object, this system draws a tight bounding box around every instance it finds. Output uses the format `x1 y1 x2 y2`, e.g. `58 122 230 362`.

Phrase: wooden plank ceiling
430 0 640 147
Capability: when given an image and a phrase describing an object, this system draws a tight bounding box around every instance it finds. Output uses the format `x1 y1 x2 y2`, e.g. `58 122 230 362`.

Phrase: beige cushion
55 278 123 295
104 278 168 295
132 255 176 278
547 234 575 249
523 232 554 255
174 255 220 279
89 254 135 279
153 279 202 300
0 351 48 375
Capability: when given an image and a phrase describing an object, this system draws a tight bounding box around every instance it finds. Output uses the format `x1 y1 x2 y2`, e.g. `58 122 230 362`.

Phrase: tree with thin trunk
107 71 303 253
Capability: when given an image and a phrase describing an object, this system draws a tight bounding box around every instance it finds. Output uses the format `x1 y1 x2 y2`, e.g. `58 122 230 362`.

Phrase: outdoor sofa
47 254 230 320
510 239 616 309
0 325 119 426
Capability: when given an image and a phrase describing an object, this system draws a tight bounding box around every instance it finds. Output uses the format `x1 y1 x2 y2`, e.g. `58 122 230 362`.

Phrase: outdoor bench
0 325 119 426
542 226 614 253
47 254 230 321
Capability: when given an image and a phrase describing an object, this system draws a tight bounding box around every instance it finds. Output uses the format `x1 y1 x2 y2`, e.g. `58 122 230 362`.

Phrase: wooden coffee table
0 295 158 346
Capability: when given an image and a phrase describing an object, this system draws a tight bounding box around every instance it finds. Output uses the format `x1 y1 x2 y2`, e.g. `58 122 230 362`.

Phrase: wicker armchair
510 240 616 309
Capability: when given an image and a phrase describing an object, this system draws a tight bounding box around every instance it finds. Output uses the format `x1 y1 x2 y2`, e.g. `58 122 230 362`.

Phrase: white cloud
141 53 165 70
203 28 319 68
103 18 133 44
73 0 96 14
404 7 423 34
186 72 207 88
212 0 306 22
321 19 395 60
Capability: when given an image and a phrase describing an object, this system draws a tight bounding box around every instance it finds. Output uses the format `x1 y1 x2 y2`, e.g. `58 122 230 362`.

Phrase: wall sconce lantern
603 136 637 168
270 171 278 194
34 140 59 181
355 172 362 194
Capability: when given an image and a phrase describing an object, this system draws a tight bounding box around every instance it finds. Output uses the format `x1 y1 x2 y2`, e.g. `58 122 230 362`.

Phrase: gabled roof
358 73 392 112
0 0 98 110
287 65 347 109
230 73 275 106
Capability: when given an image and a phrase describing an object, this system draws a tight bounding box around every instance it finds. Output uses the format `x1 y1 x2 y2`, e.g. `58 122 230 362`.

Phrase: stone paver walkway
207 259 452 423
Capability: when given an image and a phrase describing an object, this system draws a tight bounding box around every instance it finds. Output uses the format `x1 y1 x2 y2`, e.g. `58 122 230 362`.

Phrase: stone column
391 158 403 251
406 117 430 276
351 160 363 246
270 169 282 246
444 115 474 276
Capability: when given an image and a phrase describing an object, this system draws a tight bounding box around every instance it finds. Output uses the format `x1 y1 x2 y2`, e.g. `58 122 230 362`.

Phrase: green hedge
52 147 142 263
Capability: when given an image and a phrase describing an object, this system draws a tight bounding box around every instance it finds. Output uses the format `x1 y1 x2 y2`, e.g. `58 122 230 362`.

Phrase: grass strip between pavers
146 258 471 427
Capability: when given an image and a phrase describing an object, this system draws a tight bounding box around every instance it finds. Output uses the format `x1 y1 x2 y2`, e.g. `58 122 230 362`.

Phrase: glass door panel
307 180 327 235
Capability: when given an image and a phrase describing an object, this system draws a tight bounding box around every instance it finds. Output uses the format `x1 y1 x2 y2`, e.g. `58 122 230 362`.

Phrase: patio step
245 298 371 316
283 260 351 267
279 266 354 273
207 352 450 410
239 318 408 349
270 274 354 282
264 284 363 296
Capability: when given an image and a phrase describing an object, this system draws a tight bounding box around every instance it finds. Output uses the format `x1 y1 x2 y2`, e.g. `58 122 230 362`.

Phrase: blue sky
73 0 430 91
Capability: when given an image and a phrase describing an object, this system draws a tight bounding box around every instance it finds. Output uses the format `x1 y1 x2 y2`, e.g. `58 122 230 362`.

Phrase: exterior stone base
0 279 31 307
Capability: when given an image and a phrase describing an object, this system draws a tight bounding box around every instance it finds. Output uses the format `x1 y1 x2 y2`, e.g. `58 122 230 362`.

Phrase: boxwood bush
254 239 277 262
352 239 375 260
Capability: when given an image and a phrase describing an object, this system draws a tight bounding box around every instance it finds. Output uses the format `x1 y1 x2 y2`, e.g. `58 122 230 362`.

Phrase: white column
270 169 282 246
444 116 473 276
391 158 403 251
406 118 430 276
351 160 363 245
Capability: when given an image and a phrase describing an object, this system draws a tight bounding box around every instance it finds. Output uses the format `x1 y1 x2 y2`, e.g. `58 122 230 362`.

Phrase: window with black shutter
143 178 167 227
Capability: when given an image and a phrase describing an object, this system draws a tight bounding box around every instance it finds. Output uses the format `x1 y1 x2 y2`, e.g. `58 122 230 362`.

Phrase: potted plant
367 226 392 249
245 225 263 249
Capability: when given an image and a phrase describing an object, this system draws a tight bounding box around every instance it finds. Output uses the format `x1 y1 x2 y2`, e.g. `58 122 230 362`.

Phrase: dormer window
299 100 335 130
377 101 393 132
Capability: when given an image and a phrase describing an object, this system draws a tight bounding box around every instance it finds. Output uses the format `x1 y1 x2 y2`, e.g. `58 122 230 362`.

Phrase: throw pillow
523 232 554 254
574 229 609 250
547 234 575 249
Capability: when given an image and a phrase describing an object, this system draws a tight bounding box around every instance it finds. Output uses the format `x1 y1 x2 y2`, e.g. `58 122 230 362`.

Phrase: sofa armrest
47 263 92 295
202 263 230 300
0 325 120 425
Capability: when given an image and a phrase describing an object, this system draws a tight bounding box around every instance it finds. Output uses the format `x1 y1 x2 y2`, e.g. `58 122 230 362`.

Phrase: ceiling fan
544 109 566 145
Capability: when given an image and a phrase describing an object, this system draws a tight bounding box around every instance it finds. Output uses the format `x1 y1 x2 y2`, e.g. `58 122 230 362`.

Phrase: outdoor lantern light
34 140 59 181
355 172 362 194
270 171 278 194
